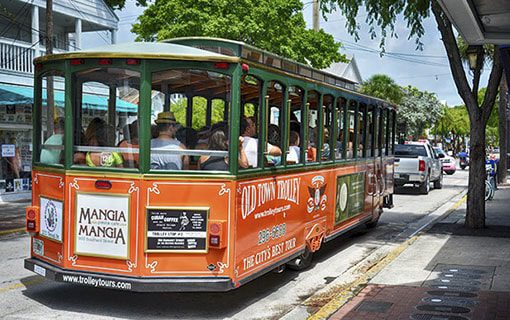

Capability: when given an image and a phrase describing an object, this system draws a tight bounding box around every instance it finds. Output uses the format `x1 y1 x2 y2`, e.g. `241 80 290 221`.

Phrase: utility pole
45 0 54 137
312 0 319 31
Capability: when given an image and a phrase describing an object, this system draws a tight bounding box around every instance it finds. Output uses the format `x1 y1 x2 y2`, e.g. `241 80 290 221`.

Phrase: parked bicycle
485 159 498 201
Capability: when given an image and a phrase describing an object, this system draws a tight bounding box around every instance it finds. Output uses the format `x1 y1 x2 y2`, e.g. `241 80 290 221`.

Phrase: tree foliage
131 0 346 69
320 0 503 228
104 0 147 10
398 85 442 138
360 74 403 104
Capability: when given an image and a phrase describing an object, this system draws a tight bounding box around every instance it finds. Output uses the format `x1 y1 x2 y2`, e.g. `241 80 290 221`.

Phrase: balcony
0 37 66 75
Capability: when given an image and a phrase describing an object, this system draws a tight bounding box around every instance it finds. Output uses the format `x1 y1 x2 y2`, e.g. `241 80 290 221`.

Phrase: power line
0 0 34 38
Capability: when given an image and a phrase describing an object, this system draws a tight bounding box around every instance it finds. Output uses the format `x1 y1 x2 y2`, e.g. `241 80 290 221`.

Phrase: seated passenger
118 120 139 167
150 111 189 170
240 117 281 168
287 130 300 163
267 124 282 165
84 119 123 167
40 117 65 165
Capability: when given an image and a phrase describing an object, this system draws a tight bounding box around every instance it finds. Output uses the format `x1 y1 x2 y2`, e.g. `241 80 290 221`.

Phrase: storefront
0 82 137 201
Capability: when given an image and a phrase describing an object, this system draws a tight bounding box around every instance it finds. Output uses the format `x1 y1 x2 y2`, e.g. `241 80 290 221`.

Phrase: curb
0 227 26 236
304 190 468 320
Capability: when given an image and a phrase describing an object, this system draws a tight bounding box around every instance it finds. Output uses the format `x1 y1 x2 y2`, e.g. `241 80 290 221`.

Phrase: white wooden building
0 0 119 201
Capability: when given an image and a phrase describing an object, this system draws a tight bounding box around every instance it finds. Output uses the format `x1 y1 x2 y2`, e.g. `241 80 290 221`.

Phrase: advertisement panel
75 193 130 259
39 197 63 242
146 207 208 252
335 172 365 224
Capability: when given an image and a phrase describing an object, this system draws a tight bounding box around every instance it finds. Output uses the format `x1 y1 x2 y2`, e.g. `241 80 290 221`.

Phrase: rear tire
460 165 466 170
445 170 455 175
286 248 313 271
433 173 443 189
419 175 430 195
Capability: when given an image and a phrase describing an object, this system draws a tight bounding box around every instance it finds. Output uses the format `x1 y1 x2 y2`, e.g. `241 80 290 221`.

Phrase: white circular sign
339 183 348 212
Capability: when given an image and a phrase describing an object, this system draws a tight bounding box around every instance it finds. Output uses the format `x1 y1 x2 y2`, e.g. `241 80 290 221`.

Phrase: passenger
150 111 189 170
322 128 330 160
267 124 282 165
118 120 139 168
198 129 249 170
240 117 281 168
40 117 65 164
84 119 123 167
287 130 300 164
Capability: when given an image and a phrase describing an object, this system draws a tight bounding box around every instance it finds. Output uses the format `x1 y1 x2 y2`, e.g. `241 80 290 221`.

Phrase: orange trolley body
26 159 393 291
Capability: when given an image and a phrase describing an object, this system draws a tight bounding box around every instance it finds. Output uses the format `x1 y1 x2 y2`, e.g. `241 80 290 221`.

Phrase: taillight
98 58 112 65
209 220 226 249
213 62 229 69
70 58 85 65
126 58 140 65
419 159 426 172
26 206 40 234
95 180 112 190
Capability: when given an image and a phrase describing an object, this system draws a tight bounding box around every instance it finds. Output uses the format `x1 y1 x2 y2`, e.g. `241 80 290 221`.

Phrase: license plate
33 265 46 277
409 175 421 181
394 173 400 178
33 238 44 256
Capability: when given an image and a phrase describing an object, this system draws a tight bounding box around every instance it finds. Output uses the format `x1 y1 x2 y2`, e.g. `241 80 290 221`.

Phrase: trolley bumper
25 258 235 292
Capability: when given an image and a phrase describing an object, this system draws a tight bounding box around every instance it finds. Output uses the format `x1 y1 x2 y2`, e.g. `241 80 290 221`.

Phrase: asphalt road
0 170 469 320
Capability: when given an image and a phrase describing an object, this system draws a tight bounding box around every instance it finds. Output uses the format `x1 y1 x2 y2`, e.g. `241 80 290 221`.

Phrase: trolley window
37 70 65 166
151 68 231 172
72 68 140 169
287 86 304 165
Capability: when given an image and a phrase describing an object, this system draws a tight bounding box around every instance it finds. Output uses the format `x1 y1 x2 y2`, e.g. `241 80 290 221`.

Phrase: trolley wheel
286 248 313 271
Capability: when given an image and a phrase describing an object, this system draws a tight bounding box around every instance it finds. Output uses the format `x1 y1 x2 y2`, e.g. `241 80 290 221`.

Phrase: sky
83 0 492 107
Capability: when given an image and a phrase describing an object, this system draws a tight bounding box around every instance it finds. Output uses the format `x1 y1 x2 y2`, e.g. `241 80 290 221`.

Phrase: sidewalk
0 200 29 234
327 185 510 320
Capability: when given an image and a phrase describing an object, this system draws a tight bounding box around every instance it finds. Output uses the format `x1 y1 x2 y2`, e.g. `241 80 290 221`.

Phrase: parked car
433 147 456 175
394 142 443 194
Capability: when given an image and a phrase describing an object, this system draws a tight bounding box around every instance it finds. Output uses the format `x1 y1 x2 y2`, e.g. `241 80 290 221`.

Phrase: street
0 170 469 320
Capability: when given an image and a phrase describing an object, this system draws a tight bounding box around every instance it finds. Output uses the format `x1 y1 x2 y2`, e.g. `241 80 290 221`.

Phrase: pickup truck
394 142 443 194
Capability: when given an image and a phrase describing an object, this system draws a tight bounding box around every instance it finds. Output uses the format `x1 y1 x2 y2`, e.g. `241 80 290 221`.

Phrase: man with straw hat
150 111 189 170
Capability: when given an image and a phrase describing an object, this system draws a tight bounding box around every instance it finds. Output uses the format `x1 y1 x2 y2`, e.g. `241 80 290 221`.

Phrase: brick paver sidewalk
331 284 510 320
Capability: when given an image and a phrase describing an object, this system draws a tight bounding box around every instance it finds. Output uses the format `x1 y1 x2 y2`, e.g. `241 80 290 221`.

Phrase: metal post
75 18 82 50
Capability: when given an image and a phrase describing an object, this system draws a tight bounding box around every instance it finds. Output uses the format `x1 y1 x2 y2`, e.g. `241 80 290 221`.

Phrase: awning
0 83 138 113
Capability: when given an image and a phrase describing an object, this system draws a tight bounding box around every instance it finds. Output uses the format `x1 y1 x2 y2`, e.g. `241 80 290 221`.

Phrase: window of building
72 68 140 169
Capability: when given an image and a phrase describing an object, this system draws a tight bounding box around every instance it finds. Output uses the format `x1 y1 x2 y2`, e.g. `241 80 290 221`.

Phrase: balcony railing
0 37 66 75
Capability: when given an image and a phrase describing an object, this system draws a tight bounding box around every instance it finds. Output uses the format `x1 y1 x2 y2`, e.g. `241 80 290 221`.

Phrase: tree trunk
466 119 486 229
498 76 508 184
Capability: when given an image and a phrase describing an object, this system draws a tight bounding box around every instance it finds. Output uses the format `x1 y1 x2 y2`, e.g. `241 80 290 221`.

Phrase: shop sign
40 197 63 242
146 207 208 252
1 144 15 157
75 193 130 259
335 172 365 224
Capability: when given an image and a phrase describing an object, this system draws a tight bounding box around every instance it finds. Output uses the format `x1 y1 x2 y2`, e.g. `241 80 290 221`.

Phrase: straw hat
155 111 176 124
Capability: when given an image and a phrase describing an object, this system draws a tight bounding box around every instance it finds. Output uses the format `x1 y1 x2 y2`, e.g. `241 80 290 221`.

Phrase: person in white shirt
240 117 281 168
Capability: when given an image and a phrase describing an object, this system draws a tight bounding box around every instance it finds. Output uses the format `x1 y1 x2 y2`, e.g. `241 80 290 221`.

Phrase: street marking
0 277 46 293
0 228 26 236
307 193 468 320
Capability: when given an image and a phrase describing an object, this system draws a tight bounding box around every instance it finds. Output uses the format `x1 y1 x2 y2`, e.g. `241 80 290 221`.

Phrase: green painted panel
335 172 365 224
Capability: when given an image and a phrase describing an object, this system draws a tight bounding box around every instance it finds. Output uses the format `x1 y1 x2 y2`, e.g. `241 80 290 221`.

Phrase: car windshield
395 144 427 157
433 148 445 157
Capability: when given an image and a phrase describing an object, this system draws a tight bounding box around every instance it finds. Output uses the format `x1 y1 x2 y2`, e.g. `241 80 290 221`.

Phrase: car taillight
26 206 40 234
419 159 426 172
209 220 226 249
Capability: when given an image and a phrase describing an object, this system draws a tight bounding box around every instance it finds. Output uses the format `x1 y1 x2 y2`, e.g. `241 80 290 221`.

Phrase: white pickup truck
394 142 443 194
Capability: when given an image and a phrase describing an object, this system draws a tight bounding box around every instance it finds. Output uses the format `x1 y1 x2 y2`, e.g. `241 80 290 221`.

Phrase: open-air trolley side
24 38 396 292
